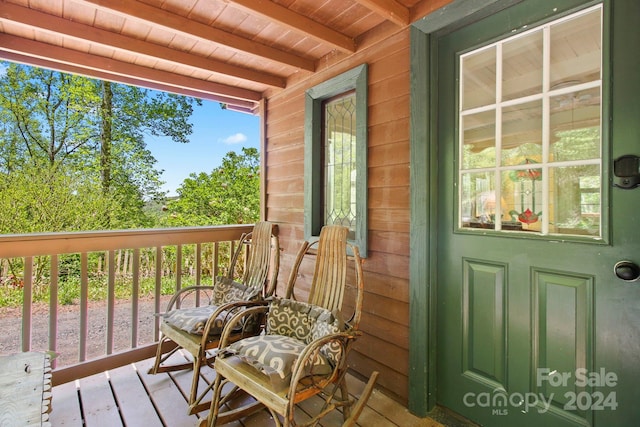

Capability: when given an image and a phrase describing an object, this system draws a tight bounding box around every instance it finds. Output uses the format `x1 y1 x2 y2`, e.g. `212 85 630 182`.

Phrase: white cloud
219 132 247 145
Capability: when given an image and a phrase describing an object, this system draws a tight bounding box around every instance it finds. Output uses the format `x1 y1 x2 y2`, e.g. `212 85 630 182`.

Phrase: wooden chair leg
148 338 192 374
148 337 166 375
205 374 224 427
340 376 351 420
188 350 220 415
188 355 201 406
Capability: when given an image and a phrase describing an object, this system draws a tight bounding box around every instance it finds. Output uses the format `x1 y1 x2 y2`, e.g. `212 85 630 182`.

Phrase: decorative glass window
459 6 603 237
323 92 357 238
305 65 367 256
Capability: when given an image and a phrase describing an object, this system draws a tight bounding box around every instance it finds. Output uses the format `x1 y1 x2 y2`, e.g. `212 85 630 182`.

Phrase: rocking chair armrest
289 330 362 393
165 285 218 311
214 303 271 349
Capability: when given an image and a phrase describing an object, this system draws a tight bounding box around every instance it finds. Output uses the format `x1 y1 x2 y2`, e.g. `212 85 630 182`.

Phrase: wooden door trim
408 0 542 417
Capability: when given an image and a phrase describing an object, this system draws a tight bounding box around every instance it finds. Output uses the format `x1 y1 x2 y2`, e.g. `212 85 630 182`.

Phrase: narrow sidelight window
322 92 357 240
305 65 367 255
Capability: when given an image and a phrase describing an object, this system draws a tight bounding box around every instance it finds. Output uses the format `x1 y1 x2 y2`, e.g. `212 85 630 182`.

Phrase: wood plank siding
264 28 412 402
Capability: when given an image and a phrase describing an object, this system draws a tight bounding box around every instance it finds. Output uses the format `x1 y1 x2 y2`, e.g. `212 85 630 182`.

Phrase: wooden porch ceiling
0 0 453 114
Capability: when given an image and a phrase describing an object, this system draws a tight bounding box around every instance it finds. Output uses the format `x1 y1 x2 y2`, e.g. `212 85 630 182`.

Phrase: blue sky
145 99 260 196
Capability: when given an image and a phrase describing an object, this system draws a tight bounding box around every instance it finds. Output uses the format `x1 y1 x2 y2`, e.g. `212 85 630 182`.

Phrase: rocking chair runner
205 225 365 427
148 221 279 415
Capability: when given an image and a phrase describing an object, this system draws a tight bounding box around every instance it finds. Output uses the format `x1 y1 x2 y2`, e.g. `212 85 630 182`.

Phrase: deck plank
165 350 214 418
48 380 83 426
51 356 440 427
346 375 438 427
295 394 345 426
78 372 122 426
134 358 200 426
108 363 163 427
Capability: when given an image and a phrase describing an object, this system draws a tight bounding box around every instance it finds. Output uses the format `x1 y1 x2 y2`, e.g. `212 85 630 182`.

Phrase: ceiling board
1 0 455 112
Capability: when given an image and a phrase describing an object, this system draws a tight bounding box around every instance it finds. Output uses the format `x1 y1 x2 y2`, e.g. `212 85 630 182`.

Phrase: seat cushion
220 298 344 391
162 304 232 336
162 277 261 336
221 334 332 392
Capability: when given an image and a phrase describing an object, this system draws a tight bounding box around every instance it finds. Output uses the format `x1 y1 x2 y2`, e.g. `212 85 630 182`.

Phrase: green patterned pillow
221 334 331 391
221 298 344 390
212 276 261 305
267 298 344 365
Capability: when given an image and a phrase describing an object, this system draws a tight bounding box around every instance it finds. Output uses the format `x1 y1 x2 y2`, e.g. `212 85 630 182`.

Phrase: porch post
408 25 435 416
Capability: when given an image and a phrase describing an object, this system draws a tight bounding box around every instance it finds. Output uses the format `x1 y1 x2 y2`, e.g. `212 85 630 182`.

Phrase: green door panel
434 1 640 426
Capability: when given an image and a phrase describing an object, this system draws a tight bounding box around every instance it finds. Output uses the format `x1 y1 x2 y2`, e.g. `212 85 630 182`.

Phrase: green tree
0 65 100 167
162 147 260 226
0 163 116 234
0 62 201 230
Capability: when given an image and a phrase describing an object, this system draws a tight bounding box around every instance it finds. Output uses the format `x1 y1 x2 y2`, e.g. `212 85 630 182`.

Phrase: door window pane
503 30 543 100
501 167 543 233
462 46 496 110
458 6 602 237
461 171 497 228
462 111 496 169
502 101 543 166
550 87 601 163
548 165 601 235
550 11 602 90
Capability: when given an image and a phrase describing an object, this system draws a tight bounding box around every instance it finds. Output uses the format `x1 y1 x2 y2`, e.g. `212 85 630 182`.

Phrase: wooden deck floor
49 351 442 427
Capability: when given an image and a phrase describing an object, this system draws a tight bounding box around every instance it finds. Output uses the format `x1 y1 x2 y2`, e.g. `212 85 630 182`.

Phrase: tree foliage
0 63 262 305
0 62 201 230
162 147 260 226
0 163 117 234
0 65 100 167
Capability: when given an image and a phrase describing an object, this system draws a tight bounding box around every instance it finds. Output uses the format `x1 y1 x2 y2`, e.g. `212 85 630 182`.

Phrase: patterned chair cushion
162 304 233 336
162 277 260 336
220 298 344 391
212 276 262 305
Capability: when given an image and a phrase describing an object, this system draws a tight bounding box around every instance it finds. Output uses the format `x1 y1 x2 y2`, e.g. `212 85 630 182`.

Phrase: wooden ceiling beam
0 1 286 88
228 0 356 53
79 0 315 72
0 35 262 103
0 50 259 111
0 51 260 112
354 0 410 26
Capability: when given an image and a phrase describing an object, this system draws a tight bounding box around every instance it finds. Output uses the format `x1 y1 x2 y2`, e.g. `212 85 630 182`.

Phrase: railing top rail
0 224 254 258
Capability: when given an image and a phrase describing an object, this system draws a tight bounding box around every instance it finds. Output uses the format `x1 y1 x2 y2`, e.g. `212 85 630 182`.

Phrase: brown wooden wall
263 27 412 403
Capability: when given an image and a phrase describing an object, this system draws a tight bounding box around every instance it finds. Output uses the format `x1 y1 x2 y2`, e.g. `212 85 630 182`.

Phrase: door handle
614 261 640 282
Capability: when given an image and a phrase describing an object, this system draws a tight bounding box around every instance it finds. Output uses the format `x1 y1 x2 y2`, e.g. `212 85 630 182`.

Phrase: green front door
435 1 640 426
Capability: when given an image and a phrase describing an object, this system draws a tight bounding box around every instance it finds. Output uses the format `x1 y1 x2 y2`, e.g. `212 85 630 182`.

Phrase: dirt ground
0 295 171 367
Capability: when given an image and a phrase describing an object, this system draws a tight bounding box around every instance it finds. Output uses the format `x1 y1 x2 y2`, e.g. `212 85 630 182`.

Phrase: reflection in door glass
459 6 602 237
550 87 601 163
502 30 543 101
501 101 542 166
548 165 601 235
462 111 496 169
462 46 496 110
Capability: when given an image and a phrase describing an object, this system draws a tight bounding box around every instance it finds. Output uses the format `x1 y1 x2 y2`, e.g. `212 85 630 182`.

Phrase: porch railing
0 224 253 385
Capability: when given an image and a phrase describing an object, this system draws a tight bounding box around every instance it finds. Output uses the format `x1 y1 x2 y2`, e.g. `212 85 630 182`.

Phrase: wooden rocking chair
148 221 279 415
205 224 365 427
